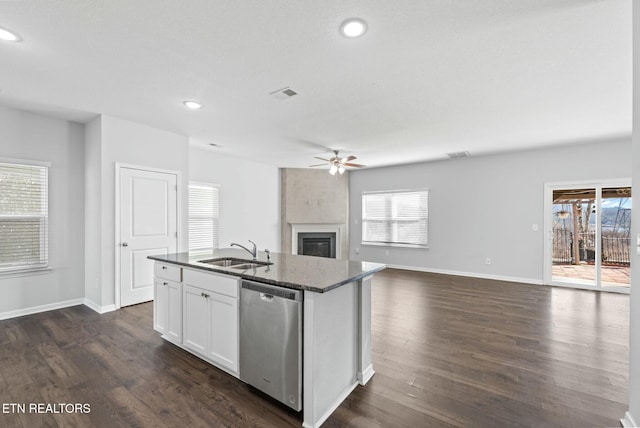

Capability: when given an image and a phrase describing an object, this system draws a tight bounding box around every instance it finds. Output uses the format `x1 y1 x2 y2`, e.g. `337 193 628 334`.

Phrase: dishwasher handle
241 280 301 301
260 293 274 302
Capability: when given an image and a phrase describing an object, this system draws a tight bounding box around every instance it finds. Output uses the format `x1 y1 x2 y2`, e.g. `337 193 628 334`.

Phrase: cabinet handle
201 293 210 299
162 266 167 270
163 282 168 286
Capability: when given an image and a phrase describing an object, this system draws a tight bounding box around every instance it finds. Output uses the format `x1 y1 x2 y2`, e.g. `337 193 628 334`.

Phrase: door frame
543 178 631 294
114 162 183 309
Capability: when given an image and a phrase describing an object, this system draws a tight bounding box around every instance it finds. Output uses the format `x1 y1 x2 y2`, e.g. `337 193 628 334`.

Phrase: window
188 182 219 252
0 160 49 273
362 189 428 248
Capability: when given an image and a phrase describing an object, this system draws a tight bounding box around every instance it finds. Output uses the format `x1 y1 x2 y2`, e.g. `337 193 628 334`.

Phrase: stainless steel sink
198 257 251 267
231 262 272 270
198 257 272 269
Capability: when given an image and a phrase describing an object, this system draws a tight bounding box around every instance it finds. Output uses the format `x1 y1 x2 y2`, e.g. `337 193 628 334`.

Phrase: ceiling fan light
338 166 345 174
329 165 338 175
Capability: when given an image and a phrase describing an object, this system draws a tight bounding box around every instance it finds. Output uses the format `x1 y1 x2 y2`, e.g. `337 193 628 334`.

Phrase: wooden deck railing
552 229 630 265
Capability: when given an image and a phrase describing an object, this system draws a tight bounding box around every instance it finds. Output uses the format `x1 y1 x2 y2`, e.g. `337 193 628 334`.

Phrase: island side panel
357 276 375 384
303 282 359 428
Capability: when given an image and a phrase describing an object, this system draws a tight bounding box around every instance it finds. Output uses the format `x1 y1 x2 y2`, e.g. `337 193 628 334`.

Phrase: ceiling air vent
446 151 470 159
269 86 298 100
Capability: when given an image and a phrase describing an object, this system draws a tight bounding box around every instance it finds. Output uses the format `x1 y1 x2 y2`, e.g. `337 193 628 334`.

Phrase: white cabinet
182 284 208 355
207 292 238 371
182 269 239 375
153 263 182 344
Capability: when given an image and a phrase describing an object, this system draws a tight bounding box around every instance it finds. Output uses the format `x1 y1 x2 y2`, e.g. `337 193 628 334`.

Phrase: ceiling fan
309 150 366 175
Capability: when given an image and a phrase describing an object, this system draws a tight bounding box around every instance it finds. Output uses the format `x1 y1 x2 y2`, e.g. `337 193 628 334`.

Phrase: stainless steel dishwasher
239 280 302 411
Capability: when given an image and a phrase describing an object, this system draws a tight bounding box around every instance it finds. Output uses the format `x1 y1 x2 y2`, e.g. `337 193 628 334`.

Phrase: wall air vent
446 151 470 159
269 87 298 100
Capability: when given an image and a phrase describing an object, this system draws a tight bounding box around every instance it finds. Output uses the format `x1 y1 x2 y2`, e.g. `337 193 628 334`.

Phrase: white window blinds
362 189 428 248
188 183 219 251
0 161 49 273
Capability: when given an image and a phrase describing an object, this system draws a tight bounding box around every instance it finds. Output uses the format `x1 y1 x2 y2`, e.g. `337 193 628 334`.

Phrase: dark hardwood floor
0 269 629 427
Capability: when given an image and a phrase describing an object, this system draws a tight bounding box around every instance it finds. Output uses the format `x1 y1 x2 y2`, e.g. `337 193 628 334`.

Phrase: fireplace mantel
290 223 344 259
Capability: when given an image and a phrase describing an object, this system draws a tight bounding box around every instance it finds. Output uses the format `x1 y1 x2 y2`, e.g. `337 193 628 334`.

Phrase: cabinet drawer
154 262 182 282
183 269 238 298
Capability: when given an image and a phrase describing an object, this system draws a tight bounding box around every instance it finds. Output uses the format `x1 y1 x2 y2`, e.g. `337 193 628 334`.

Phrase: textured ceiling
0 0 632 169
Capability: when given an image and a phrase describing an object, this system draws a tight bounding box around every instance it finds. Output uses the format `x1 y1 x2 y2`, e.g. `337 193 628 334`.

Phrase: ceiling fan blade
344 163 366 168
308 164 327 167
313 157 331 162
343 155 357 162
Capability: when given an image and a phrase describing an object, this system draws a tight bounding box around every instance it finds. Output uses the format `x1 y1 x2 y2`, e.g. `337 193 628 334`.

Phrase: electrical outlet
485 258 491 265
355 247 360 254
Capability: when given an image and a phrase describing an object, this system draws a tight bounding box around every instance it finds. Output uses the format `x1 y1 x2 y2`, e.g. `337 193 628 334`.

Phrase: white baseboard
0 298 84 320
385 264 544 286
358 364 375 385
83 299 117 314
621 411 637 427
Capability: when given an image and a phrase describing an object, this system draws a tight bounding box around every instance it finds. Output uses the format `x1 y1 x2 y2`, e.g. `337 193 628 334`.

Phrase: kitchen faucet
231 240 257 260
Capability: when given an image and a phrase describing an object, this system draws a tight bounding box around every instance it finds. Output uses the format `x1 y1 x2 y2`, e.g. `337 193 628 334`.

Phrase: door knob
122 242 129 247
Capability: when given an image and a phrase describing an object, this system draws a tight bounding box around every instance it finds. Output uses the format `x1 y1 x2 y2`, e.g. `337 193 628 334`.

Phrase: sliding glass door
545 181 631 293
600 186 632 288
550 187 597 287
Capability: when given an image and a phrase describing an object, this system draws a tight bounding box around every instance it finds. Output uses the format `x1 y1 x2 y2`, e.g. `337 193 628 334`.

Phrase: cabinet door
153 278 169 334
207 292 238 373
183 284 208 355
166 280 182 343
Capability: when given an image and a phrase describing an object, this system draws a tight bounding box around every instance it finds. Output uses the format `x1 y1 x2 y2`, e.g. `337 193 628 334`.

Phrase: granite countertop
148 248 386 293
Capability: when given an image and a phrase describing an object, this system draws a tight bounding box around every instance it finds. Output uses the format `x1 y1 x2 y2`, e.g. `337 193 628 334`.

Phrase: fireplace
290 223 344 259
298 232 336 258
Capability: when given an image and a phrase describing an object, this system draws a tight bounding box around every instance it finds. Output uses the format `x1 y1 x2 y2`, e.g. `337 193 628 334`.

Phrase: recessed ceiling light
0 27 22 42
340 18 367 38
183 100 203 110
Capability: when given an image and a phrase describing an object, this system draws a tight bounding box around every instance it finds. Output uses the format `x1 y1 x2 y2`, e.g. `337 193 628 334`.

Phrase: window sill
0 267 51 279
361 242 428 250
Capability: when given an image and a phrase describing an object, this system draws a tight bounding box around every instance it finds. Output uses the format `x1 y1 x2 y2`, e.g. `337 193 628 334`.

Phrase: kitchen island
148 249 385 428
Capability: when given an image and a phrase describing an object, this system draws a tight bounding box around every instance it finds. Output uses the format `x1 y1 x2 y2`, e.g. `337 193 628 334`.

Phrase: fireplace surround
290 223 344 259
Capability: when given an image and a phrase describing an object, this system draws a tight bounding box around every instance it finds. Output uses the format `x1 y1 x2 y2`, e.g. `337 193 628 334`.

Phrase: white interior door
119 166 178 307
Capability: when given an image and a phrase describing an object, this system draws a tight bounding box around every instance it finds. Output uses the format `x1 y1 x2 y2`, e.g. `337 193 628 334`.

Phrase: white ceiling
0 0 631 169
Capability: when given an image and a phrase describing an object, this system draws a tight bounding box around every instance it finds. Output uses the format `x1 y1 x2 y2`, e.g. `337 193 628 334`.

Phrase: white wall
189 146 280 252
84 115 189 310
624 3 639 427
349 139 631 284
0 105 85 318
